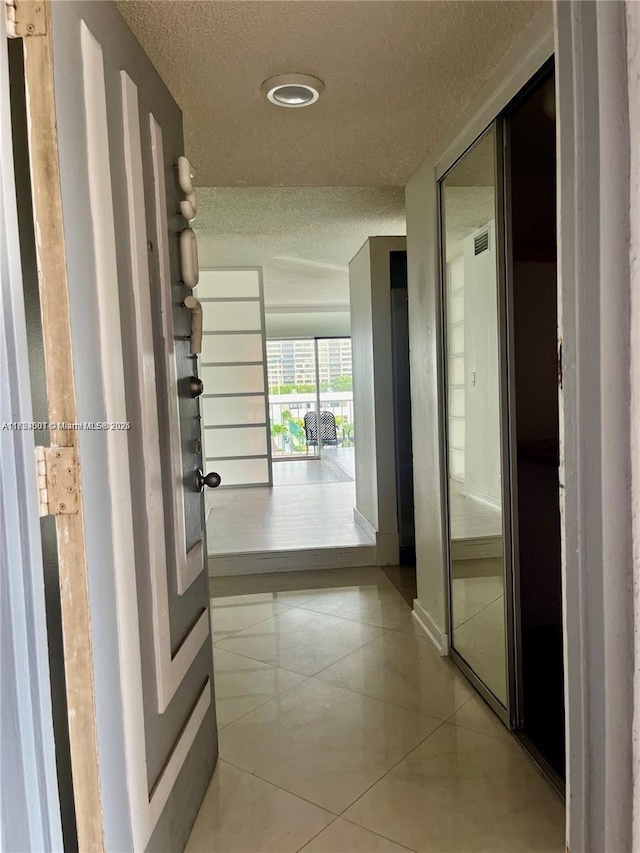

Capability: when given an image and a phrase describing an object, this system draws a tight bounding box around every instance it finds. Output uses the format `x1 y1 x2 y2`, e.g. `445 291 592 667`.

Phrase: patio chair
304 410 339 451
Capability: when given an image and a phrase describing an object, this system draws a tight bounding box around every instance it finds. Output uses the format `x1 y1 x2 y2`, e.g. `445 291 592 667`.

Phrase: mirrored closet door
439 64 564 790
440 125 510 712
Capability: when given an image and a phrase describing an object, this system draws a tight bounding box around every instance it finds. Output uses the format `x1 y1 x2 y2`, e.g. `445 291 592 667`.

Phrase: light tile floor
187 567 565 853
451 574 507 704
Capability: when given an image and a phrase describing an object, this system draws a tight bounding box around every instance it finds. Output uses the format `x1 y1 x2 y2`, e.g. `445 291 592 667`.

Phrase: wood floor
449 479 502 541
206 460 375 570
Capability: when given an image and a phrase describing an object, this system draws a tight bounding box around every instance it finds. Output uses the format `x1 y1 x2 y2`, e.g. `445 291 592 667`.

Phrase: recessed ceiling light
261 74 324 108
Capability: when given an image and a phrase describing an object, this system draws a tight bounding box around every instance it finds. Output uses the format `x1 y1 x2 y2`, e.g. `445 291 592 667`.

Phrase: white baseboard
208 544 377 576
460 484 501 512
451 535 502 561
353 507 377 540
318 453 353 483
412 599 449 656
353 507 399 566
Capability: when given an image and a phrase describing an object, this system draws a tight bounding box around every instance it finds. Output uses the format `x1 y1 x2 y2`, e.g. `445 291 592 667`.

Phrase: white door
18 1 217 849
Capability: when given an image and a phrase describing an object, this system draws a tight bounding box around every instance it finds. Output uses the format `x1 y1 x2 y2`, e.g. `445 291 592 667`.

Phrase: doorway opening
203 312 379 571
206 333 367 565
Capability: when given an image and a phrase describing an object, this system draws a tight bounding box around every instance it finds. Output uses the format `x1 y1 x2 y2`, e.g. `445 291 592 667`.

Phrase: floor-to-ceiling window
267 337 354 471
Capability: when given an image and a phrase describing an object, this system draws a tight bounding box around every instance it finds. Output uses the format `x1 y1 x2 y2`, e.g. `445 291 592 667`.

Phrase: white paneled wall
197 269 272 487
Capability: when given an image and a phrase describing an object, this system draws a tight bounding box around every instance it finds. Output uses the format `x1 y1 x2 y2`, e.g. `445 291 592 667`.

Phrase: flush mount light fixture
261 73 324 108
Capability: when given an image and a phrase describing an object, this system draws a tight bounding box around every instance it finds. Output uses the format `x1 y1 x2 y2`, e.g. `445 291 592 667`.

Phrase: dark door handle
196 469 221 492
189 376 204 398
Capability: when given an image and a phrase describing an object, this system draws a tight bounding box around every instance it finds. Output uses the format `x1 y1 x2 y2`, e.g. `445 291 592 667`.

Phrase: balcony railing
268 392 355 457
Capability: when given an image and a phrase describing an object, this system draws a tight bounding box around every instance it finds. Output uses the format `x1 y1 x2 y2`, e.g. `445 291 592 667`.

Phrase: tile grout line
214 629 391 722
215 755 342 819
300 629 392 680
211 602 295 645
212 597 473 726
285 602 409 631
339 817 419 853
212 643 305 679
294 815 341 853
439 695 517 744
213 598 399 657
306 670 461 725
214 629 453 841
211 603 317 723
452 590 504 631
294 815 419 853
203 579 563 852
215 673 312 732
215 685 508 845
212 643 311 677
336 716 451 824
341 706 536 845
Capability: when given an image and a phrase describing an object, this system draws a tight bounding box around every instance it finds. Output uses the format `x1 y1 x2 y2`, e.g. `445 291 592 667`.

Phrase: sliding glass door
266 337 354 462
267 338 319 458
317 337 355 473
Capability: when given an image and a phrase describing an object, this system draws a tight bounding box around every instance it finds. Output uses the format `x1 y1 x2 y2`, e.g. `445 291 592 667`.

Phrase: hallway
187 568 564 852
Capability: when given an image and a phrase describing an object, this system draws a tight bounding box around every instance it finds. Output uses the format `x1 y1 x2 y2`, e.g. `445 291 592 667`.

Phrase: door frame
0 11 64 850
554 2 634 850
18 6 104 848
409 1 638 849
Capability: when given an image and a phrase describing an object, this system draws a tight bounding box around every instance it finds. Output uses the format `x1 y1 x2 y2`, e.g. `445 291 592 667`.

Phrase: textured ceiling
118 0 543 187
442 127 495 259
194 187 406 305
443 187 494 261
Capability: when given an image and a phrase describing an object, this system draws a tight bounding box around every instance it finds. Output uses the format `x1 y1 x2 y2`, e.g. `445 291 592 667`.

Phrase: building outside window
267 337 354 458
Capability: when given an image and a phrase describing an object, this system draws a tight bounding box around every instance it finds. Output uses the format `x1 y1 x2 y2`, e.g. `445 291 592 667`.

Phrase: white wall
265 309 350 339
349 236 405 564
462 221 501 509
405 174 448 642
405 8 553 651
350 243 377 527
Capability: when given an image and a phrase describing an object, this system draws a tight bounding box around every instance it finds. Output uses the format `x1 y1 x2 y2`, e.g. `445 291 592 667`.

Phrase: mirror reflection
441 127 507 705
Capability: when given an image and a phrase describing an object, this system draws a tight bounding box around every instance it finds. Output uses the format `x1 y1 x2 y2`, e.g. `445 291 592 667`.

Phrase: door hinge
35 446 80 518
5 0 46 38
